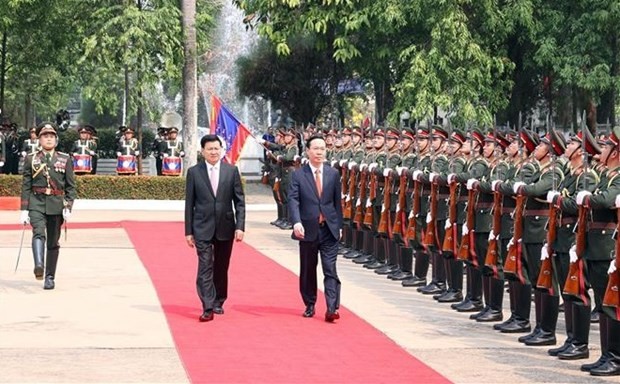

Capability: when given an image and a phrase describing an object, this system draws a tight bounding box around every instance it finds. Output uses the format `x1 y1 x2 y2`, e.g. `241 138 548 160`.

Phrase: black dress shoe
375 264 398 275
557 343 589 360
476 309 503 322
494 315 515 330
590 310 600 323
303 305 315 318
325 310 340 322
199 310 214 322
451 298 471 310
402 276 427 287
343 250 363 259
590 359 620 376
437 290 463 303
213 306 224 315
518 327 541 343
469 306 489 320
418 282 446 295
581 355 610 372
548 340 572 356
456 300 484 313
388 270 411 280
525 331 556 346
499 319 531 333
43 276 55 290
352 255 374 264
364 261 384 269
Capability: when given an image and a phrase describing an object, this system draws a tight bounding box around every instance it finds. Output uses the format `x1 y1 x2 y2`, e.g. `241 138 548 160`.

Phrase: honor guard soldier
21 127 40 158
547 128 599 360
116 127 140 175
562 127 620 375
256 130 286 226
3 123 20 174
152 127 168 175
0 123 6 172
159 127 185 176
279 127 298 229
20 122 77 290
325 128 336 160
71 125 98 175
492 128 543 333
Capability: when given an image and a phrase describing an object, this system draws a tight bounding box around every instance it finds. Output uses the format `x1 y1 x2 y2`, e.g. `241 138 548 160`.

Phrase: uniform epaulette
56 151 70 158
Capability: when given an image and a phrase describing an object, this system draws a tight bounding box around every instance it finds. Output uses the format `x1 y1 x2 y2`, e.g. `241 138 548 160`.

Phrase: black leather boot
364 238 385 269
519 289 544 343
32 237 45 280
389 247 412 280
412 250 429 284
499 283 531 333
590 315 620 376
376 241 399 275
525 293 558 346
478 277 504 322
582 313 609 371
44 249 59 290
549 299 573 356
558 302 590 360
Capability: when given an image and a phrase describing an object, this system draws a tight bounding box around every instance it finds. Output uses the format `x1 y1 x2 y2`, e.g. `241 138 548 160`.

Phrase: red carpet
124 221 450 384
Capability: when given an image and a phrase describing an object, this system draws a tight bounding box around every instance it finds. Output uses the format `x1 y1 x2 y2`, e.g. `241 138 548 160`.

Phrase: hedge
0 174 185 200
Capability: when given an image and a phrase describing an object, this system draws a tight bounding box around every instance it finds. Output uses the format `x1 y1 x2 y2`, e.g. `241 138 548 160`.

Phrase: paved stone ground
0 183 611 383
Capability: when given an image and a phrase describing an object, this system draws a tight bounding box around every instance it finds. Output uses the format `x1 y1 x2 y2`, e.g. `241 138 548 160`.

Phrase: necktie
315 169 324 223
210 166 218 197
45 153 51 164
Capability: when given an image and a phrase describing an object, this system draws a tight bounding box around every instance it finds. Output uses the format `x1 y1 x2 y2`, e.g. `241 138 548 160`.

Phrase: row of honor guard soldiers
0 122 21 174
326 122 619 377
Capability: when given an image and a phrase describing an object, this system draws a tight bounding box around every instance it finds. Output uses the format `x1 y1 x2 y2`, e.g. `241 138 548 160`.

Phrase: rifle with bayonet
485 118 502 277
457 124 478 265
405 124 422 246
537 116 557 291
603 208 620 311
424 120 438 248
442 120 458 255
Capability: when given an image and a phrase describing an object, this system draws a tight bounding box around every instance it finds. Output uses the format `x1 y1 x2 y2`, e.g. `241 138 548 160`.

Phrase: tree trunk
24 93 31 129
137 86 143 175
0 31 7 115
182 0 198 172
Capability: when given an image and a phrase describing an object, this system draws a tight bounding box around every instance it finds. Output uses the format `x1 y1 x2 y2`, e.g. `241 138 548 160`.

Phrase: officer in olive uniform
547 129 599 360
278 127 299 229
20 123 77 290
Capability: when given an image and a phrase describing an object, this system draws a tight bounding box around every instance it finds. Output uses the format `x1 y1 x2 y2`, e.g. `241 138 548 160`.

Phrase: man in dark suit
289 135 344 322
185 134 246 322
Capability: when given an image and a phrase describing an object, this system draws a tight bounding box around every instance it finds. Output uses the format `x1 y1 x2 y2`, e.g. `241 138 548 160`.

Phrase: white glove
547 190 560 204
179 151 185 157
445 221 452 230
116 152 122 157
513 181 526 194
339 159 347 167
491 180 502 191
609 260 617 274
462 222 469 236
616 194 620 208
447 173 457 184
356 198 361 207
21 151 27 157
89 151 96 156
507 237 514 248
541 244 549 260
294 155 301 162
348 161 357 170
467 178 478 190
488 231 496 241
277 155 283 161
301 158 309 165
383 167 393 177
368 162 378 172
331 160 337 167
576 190 592 205
412 170 423 181
365 198 372 208
426 212 432 223
135 151 140 156
429 172 438 183
396 166 407 176
63 208 71 221
360 163 368 171
20 210 29 225
0 161 4 167
163 153 169 157
569 245 578 263
256 137 266 145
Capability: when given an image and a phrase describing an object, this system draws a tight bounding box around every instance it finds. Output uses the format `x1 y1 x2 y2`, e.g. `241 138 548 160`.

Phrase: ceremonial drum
162 156 182 176
116 155 136 175
73 154 92 174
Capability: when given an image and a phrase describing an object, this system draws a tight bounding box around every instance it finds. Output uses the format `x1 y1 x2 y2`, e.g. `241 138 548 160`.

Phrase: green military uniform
280 128 298 229
0 129 6 172
264 138 286 227
21 128 40 158
20 123 77 290
71 126 98 175
158 127 185 176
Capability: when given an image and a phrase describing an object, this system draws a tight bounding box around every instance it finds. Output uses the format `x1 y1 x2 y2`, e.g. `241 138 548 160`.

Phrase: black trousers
195 238 234 311
299 224 341 312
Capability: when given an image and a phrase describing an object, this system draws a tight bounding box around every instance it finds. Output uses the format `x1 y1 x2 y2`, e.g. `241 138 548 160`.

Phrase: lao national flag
209 95 252 164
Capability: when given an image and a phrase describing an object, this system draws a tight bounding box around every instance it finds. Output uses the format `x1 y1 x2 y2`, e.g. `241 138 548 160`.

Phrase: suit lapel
217 163 230 197
198 161 215 197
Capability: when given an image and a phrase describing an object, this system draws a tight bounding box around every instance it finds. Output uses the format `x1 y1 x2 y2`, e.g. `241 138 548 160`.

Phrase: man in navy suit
289 135 344 322
185 134 246 322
